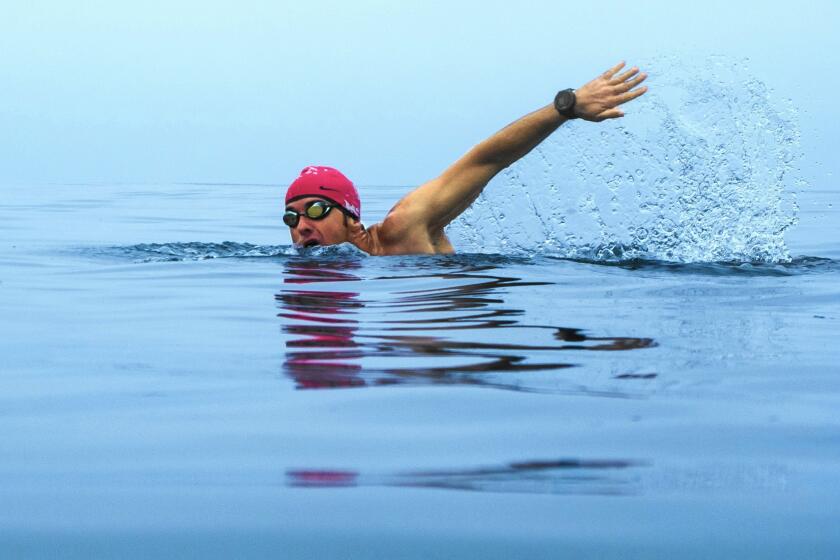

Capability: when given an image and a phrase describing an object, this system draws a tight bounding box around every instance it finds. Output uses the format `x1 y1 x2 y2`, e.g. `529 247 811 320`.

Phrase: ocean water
3 61 840 558
1 179 839 559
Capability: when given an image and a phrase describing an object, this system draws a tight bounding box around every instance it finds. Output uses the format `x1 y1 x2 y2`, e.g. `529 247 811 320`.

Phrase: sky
1 0 838 189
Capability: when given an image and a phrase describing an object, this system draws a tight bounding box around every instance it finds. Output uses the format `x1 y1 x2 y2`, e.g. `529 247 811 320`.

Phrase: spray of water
448 57 802 263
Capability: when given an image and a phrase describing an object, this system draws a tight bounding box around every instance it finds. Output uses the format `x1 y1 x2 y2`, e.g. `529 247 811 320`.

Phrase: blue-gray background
2 0 837 189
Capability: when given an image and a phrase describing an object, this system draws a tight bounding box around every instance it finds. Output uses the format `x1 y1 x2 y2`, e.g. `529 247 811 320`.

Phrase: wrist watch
554 89 577 119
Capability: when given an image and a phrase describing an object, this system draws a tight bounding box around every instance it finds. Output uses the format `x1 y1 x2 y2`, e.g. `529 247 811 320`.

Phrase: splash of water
448 57 802 263
95 241 370 262
101 241 295 262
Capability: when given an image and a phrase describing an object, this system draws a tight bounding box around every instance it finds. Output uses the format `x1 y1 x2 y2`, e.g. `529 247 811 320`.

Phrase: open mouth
303 240 320 249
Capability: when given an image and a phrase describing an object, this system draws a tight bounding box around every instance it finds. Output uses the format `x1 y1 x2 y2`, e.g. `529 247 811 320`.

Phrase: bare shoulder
367 203 453 255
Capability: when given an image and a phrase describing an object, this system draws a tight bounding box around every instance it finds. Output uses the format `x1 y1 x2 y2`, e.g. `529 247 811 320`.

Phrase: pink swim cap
285 166 361 220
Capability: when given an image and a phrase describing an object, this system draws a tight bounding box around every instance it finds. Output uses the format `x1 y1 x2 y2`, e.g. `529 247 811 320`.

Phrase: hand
573 61 648 122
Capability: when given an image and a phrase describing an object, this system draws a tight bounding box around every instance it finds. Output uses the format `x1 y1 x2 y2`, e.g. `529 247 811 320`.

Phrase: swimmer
283 61 648 255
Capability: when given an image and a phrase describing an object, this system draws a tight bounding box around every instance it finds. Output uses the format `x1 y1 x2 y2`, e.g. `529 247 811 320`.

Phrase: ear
346 218 377 255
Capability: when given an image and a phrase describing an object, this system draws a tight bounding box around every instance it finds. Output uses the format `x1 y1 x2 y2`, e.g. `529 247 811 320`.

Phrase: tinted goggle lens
283 201 335 228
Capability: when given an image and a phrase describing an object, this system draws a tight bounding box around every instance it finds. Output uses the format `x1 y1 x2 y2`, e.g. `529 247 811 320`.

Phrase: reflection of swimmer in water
283 61 648 255
279 262 656 391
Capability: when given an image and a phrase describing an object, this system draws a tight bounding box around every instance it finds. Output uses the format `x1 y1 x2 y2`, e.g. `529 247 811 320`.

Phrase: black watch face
556 90 574 113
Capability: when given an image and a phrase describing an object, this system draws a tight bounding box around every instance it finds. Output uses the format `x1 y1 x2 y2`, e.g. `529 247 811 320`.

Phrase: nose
296 218 315 236
293 218 317 242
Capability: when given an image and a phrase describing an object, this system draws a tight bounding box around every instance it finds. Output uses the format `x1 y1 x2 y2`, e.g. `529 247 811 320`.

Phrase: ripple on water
278 259 656 394
104 242 526 264
77 241 837 395
287 457 790 497
90 241 839 275
288 458 647 496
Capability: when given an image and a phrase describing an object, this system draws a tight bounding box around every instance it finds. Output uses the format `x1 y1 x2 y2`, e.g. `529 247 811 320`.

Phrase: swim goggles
283 200 338 228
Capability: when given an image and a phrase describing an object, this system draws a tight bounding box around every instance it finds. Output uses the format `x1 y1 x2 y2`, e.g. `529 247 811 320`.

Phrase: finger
602 61 626 79
615 72 647 93
611 66 639 85
614 86 648 105
599 108 624 120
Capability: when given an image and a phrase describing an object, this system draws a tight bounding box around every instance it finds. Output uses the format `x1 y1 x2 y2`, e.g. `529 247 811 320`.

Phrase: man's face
285 196 350 248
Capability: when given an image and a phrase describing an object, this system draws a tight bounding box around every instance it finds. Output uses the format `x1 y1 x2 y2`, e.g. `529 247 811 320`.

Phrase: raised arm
394 62 648 233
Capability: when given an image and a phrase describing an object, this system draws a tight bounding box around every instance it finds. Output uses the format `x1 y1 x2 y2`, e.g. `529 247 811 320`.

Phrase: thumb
346 219 376 255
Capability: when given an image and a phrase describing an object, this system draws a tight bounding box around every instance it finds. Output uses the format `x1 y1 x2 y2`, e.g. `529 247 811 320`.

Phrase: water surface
1 183 839 559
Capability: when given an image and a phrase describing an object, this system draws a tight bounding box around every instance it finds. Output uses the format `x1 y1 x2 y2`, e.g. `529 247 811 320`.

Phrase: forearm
401 103 566 232
466 62 649 171
398 62 647 234
468 103 567 171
